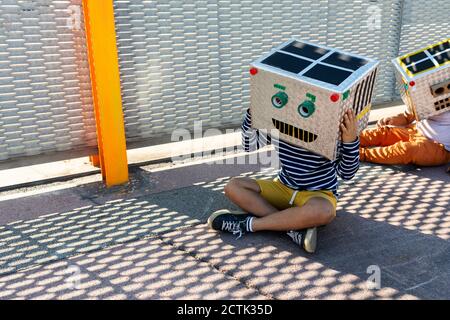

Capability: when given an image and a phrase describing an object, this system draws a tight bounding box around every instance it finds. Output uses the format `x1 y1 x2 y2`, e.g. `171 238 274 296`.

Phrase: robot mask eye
298 100 315 118
271 91 288 109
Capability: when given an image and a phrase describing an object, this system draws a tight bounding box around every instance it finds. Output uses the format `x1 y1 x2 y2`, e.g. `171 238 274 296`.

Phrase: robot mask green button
271 91 288 109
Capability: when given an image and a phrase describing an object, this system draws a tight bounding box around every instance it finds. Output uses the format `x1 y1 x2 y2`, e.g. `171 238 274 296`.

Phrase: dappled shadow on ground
0 238 264 300
0 163 448 299
0 185 237 275
158 164 449 299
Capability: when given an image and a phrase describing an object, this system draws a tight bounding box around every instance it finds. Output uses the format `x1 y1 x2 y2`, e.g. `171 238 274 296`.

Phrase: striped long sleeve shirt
242 109 360 197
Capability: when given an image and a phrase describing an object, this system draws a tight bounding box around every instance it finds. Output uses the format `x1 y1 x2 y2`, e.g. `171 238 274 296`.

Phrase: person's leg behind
409 134 450 166
359 125 412 148
361 134 450 165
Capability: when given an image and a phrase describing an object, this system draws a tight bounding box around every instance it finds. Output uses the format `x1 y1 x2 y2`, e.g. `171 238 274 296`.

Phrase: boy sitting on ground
207 108 359 253
360 109 450 166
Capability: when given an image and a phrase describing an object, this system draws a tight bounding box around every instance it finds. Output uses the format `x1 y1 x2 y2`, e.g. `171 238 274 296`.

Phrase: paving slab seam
63 233 267 300
2 249 133 299
157 229 275 300
0 224 67 272
404 276 439 292
63 252 134 299
319 229 450 274
382 243 450 292
0 221 208 278
0 166 441 284
381 267 417 291
0 225 77 278
0 226 172 277
1 225 265 300
1 162 447 299
383 243 450 270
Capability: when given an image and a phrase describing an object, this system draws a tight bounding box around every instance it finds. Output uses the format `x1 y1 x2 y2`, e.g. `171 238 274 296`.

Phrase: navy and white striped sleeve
336 139 360 180
241 109 270 152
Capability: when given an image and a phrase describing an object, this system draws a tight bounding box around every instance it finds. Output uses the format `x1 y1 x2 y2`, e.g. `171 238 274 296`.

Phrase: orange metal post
89 154 100 168
82 0 128 186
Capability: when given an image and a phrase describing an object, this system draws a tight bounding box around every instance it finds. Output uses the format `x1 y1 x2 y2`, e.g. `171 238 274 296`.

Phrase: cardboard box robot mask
393 38 450 121
249 39 379 160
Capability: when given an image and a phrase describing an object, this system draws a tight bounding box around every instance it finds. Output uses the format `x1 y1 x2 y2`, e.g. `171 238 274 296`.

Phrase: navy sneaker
207 209 252 239
287 227 317 253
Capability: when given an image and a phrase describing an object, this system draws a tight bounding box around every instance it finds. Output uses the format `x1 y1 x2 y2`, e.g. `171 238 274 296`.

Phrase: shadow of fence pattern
0 163 448 299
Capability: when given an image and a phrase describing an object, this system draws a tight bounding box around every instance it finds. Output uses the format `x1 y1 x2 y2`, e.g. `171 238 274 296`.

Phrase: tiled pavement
0 154 448 299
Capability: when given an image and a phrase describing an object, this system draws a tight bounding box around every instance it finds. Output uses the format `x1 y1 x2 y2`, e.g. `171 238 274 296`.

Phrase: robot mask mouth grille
272 118 318 143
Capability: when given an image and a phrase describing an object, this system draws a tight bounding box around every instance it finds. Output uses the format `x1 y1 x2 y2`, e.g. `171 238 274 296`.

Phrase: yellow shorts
255 178 337 210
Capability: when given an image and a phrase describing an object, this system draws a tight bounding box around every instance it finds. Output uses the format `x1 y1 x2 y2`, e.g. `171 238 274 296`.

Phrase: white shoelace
221 220 245 239
287 230 302 246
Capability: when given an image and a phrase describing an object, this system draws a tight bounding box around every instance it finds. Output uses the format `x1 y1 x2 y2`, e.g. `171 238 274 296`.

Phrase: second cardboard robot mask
249 39 379 160
392 38 450 121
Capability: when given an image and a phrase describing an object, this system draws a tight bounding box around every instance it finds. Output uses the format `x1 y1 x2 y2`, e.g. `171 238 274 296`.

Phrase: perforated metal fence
0 0 96 162
0 0 448 162
398 0 450 56
113 0 409 143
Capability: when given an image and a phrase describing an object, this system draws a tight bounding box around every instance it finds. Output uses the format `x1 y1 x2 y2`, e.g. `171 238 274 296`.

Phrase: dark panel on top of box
427 41 450 55
434 51 450 65
406 58 436 74
401 51 428 66
303 63 353 86
281 41 330 60
322 52 368 71
261 52 312 74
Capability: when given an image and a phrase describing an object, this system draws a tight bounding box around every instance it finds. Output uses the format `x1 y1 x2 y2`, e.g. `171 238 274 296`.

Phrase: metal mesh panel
394 0 450 98
114 0 405 143
325 0 403 103
1 0 446 160
398 0 450 56
113 0 329 141
214 0 329 128
0 0 96 162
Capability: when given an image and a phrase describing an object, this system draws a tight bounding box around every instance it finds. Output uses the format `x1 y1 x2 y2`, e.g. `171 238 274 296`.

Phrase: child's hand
377 116 395 126
341 109 357 143
377 113 408 127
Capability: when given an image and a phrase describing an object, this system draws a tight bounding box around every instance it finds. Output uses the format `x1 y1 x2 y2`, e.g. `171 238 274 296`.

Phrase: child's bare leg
224 178 335 231
252 197 335 232
224 177 277 217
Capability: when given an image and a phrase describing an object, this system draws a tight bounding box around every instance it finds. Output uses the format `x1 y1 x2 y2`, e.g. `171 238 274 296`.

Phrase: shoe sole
303 227 317 253
207 209 246 230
